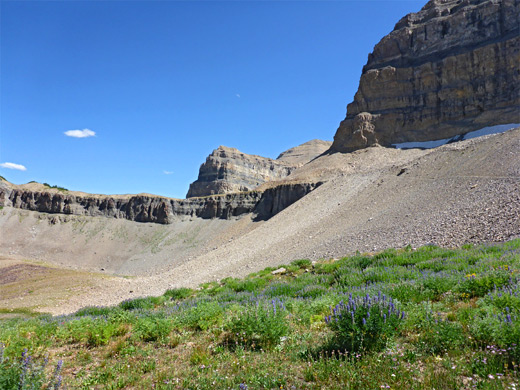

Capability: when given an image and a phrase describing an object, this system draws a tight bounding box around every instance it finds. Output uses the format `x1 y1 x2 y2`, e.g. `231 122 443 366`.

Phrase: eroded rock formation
332 0 520 153
186 146 294 198
187 140 331 197
0 180 321 224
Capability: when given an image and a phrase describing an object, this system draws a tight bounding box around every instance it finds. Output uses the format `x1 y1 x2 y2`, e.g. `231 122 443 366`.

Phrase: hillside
1 240 519 389
0 0 518 316
0 127 518 315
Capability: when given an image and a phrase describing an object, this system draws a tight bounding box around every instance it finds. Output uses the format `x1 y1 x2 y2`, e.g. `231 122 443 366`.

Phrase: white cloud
236 94 241 98
0 162 27 171
163 170 173 175
64 128 96 138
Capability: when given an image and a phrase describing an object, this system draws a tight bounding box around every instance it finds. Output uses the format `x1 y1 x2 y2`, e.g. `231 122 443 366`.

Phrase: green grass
1 239 520 389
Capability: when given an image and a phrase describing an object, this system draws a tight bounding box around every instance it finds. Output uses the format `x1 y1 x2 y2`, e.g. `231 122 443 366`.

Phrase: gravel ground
1 128 519 315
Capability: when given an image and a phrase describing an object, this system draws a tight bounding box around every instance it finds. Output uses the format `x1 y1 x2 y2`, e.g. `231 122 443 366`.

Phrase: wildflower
488 374 495 379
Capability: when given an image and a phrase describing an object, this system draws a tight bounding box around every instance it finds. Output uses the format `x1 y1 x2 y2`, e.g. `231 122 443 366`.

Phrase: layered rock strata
332 0 520 153
0 181 321 224
187 146 294 198
187 140 331 198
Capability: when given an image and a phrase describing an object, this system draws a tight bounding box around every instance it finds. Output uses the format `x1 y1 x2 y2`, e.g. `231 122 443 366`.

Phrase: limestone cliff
187 140 330 197
186 146 294 198
0 180 321 224
332 0 520 153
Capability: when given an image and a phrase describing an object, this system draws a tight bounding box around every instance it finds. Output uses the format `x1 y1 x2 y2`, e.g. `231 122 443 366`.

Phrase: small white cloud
163 170 174 175
64 128 96 138
236 93 241 98
0 162 27 171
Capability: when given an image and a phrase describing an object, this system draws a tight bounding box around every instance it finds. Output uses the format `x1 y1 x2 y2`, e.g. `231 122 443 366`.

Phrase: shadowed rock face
332 0 520 153
0 180 321 224
186 140 331 198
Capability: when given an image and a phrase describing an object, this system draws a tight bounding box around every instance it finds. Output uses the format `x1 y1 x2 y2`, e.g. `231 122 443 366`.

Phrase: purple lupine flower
383 314 387 323
54 375 63 390
362 318 366 326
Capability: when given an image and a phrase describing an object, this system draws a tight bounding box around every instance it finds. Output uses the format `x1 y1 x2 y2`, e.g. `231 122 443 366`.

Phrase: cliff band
331 0 520 152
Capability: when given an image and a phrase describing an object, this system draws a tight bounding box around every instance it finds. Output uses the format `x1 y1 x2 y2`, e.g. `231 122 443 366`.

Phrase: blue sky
1 0 424 199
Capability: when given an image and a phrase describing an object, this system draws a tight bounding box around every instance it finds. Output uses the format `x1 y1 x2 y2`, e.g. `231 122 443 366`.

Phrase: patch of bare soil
0 256 126 315
0 264 51 284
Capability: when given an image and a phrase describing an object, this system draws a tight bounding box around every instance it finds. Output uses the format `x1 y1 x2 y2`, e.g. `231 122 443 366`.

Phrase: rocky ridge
332 0 520 152
187 140 331 197
0 180 321 224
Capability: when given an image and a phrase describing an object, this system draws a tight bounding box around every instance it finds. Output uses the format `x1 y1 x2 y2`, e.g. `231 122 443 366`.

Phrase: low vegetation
1 240 519 389
43 183 68 192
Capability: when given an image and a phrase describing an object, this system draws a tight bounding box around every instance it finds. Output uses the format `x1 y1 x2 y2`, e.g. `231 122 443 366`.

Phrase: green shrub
85 321 124 347
469 308 520 364
43 183 68 192
418 315 466 355
325 293 404 354
225 277 269 293
291 259 312 269
349 255 374 270
119 296 163 311
457 271 511 298
422 275 458 298
180 302 224 331
163 287 193 300
59 317 124 347
133 317 172 342
225 302 288 350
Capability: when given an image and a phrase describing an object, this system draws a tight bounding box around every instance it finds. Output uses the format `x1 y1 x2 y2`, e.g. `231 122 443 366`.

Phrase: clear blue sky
1 0 424 199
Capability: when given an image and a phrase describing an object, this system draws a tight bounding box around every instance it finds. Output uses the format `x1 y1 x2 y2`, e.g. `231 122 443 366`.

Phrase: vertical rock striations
332 0 520 153
0 180 321 224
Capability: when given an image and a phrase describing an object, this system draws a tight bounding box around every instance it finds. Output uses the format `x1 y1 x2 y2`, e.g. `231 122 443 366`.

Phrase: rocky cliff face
332 0 520 153
187 140 331 197
0 180 321 224
186 146 294 198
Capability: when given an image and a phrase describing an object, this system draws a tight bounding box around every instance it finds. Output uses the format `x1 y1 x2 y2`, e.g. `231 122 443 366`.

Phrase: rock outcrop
276 139 332 165
186 146 294 198
187 140 331 197
331 0 520 153
0 180 321 224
